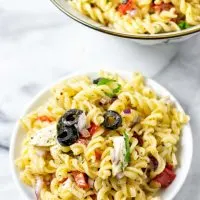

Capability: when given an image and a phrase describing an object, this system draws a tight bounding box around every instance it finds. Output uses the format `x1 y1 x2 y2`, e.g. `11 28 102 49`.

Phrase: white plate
10 70 193 200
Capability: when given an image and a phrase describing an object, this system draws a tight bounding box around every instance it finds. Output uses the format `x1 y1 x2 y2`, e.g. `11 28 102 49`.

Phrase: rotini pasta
69 0 200 34
16 71 189 200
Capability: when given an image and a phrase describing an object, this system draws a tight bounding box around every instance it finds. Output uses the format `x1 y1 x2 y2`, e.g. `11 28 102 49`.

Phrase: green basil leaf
96 78 121 97
185 23 191 29
97 78 115 86
120 162 124 171
113 84 121 94
124 132 131 165
105 92 115 98
178 21 191 30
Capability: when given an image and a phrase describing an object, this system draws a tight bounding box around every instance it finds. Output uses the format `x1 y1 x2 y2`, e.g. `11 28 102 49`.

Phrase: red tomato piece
88 123 99 135
166 163 174 170
90 194 97 200
95 150 102 160
37 116 55 122
117 0 135 15
152 2 173 12
72 171 89 189
153 165 176 188
171 18 178 23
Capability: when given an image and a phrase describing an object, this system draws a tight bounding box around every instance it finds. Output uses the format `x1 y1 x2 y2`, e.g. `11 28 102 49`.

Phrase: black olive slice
93 78 102 84
103 110 122 130
60 109 83 127
57 126 79 146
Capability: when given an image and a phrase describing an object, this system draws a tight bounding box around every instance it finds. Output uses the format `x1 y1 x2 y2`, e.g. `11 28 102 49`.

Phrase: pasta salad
69 0 200 34
16 71 189 200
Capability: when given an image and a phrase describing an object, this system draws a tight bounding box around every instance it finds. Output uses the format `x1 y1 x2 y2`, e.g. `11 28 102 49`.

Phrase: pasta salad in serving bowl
10 70 193 200
50 0 200 44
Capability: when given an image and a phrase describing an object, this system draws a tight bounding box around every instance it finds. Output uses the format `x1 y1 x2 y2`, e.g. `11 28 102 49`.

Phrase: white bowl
10 70 193 200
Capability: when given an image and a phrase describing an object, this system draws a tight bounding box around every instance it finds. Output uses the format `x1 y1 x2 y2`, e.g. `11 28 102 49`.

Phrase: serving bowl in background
50 0 200 45
10 70 193 200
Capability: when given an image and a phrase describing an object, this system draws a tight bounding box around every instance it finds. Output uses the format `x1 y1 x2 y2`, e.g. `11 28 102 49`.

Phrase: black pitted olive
56 109 84 146
57 125 79 146
93 77 103 84
60 109 83 127
103 110 122 130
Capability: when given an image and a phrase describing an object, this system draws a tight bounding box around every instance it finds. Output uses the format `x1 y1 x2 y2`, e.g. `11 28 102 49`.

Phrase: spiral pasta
16 71 189 200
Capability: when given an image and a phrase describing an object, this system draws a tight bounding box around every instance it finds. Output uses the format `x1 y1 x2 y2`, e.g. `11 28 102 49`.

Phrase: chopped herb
106 83 121 97
97 78 115 86
105 85 121 97
105 92 115 98
113 84 121 94
178 21 191 30
120 162 124 171
94 77 121 97
123 132 131 167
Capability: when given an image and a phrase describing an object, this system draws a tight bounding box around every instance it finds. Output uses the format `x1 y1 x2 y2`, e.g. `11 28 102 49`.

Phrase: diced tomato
95 150 102 160
77 138 88 146
171 18 178 23
117 0 135 15
153 164 176 188
90 194 97 200
37 115 55 122
152 3 173 12
72 171 89 189
166 163 174 170
88 123 99 135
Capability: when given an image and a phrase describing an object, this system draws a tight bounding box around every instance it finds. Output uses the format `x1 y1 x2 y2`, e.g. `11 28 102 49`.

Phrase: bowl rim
50 0 200 40
10 69 193 200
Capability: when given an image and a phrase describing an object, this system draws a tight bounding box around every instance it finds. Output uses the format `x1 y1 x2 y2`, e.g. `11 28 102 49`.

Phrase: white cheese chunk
30 124 57 147
111 136 126 176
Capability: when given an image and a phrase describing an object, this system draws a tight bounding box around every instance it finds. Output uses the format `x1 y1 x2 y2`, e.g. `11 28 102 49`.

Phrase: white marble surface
0 0 200 199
